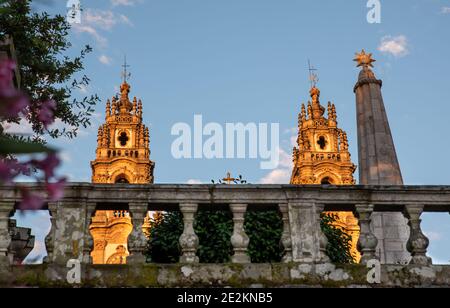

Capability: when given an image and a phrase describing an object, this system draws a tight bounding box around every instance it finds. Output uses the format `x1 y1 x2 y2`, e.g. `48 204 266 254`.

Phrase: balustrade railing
1 184 450 267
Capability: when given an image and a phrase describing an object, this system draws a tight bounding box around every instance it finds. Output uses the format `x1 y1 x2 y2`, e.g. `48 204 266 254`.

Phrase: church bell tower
89 61 154 264
91 73 155 184
291 66 360 261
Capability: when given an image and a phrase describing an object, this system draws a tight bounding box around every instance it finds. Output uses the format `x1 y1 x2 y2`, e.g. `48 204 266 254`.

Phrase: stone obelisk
353 50 409 264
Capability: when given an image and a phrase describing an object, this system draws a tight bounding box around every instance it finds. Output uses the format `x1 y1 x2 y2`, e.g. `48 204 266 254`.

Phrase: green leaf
0 137 55 155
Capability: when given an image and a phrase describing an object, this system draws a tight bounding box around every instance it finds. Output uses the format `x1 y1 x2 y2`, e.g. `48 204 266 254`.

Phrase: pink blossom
37 100 56 128
32 153 60 180
46 178 66 201
18 189 46 211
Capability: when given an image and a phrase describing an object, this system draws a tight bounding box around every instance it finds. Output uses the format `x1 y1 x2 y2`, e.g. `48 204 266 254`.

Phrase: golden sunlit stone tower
91 81 155 184
90 64 154 264
290 72 361 261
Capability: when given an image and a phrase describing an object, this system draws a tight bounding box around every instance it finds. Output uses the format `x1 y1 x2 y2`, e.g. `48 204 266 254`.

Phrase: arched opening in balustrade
10 205 51 265
323 204 360 264
145 204 182 264
89 203 133 265
244 204 283 263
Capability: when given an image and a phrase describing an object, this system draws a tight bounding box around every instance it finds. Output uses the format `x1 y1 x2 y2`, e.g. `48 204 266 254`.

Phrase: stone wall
1 184 450 287
1 263 450 288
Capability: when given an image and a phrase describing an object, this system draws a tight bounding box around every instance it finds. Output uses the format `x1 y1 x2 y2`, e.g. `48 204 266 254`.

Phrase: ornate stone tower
90 68 155 264
291 86 356 185
353 50 409 264
91 80 155 184
291 81 360 261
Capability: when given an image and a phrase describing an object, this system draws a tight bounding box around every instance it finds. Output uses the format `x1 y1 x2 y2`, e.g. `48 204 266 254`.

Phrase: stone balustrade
1 184 450 269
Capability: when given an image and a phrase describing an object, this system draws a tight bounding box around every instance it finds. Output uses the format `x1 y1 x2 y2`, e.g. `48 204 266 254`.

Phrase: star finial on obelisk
353 49 376 68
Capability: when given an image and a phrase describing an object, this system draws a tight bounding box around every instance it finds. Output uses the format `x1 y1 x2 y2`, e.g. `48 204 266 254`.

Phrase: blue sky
10 0 450 264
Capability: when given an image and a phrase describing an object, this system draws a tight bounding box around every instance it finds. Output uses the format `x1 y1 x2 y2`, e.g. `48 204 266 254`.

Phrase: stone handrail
1 184 450 267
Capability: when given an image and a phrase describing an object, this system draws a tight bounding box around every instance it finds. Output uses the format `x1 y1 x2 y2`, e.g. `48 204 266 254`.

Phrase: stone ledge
1 263 450 288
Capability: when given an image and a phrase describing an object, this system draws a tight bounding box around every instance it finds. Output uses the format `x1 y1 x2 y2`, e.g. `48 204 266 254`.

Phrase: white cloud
441 7 450 14
2 119 34 135
111 0 141 6
60 151 72 163
187 179 203 184
99 54 112 65
78 84 89 94
259 148 292 184
72 9 133 47
119 14 134 27
260 168 291 184
84 10 117 30
378 35 409 58
72 24 108 47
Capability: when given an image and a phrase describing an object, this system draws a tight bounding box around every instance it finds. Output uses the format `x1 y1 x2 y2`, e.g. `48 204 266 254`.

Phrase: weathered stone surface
230 204 251 263
0 202 15 265
1 183 450 269
1 263 450 288
127 202 149 264
179 203 199 263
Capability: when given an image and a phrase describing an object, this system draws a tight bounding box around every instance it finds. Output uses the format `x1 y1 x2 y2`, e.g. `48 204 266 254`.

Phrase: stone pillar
81 202 96 264
51 201 89 264
314 203 329 263
43 202 58 264
279 203 292 263
230 204 250 263
179 203 199 263
127 202 149 264
0 202 14 265
288 202 315 262
404 204 432 265
354 204 378 264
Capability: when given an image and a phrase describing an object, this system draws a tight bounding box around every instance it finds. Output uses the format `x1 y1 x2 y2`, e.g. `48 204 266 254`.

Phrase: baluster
179 203 199 263
127 203 149 264
279 203 292 262
315 203 329 262
354 204 378 264
0 202 14 265
404 204 432 265
230 204 250 263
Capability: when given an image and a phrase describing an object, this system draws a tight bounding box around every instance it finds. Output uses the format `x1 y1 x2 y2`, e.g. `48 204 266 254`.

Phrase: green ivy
146 210 354 264
244 211 283 263
320 213 355 264
195 211 234 263
146 211 183 263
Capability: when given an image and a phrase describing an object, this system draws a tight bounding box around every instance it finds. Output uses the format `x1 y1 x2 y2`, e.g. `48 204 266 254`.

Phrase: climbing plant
146 210 354 264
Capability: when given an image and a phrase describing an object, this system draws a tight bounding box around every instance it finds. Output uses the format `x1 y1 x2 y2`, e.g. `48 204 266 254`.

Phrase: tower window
118 132 129 147
317 136 327 150
321 177 332 185
115 175 129 184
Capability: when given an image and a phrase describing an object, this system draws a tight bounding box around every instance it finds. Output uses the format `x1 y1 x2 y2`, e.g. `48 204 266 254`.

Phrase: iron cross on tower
122 56 131 83
308 59 319 89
